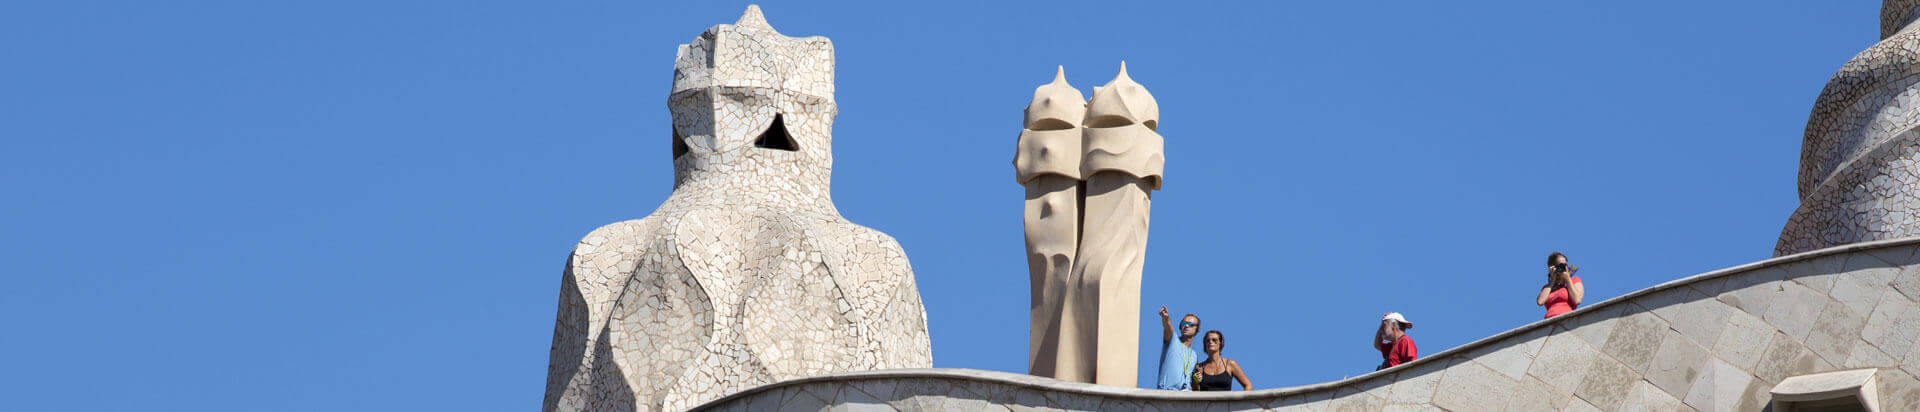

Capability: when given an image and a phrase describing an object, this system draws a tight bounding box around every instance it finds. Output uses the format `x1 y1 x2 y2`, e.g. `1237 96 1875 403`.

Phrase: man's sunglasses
1179 322 1198 328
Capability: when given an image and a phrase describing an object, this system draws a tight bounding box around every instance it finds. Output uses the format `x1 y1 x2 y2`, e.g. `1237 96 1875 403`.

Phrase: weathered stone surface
1507 375 1570 411
1712 309 1775 370
1718 266 1786 316
1657 289 1735 347
1897 264 1920 301
1764 280 1828 341
1620 379 1690 412
1879 368 1920 412
1805 299 1869 365
1846 340 1898 369
1324 392 1381 412
1566 305 1623 349
1562 397 1604 412
1866 244 1920 267
1376 404 1439 412
1832 262 1891 317
1639 288 1692 325
1431 360 1514 412
1864 289 1920 359
1043 391 1104 411
1465 326 1548 381
1681 358 1754 412
1603 304 1670 373
831 382 893 412
1385 360 1445 406
1528 331 1600 393
1572 352 1639 410
1268 390 1333 412
1754 332 1807 384
1645 328 1710 399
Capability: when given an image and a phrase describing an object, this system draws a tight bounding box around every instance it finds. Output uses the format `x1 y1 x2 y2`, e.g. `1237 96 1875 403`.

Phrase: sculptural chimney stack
1017 64 1164 386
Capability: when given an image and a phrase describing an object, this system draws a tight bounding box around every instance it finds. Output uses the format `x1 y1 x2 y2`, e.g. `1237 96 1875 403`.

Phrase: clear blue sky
0 1 1882 409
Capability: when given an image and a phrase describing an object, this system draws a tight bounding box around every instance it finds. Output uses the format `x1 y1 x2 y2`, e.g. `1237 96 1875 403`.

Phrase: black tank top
1196 360 1233 391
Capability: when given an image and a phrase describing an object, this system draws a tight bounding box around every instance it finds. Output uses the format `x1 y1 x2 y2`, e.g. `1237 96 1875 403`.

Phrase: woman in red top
1535 252 1584 318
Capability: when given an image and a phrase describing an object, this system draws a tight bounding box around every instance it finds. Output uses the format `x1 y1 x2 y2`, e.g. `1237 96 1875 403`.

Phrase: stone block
1602 304 1670 373
1377 405 1440 412
1712 309 1775 370
780 387 832 412
832 383 893 412
1562 397 1604 412
1805 300 1868 365
1878 368 1920 412
1845 339 1897 368
1527 331 1600 393
1640 287 1692 323
1664 289 1736 348
1573 352 1640 410
1831 265 1890 317
1327 377 1390 412
1431 360 1515 412
1843 251 1902 285
1736 373 1774 412
1041 391 1103 411
1788 254 1846 293
1385 360 1446 406
1681 358 1756 412
1268 390 1333 412
1619 379 1689 412
1718 266 1786 317
1007 388 1050 412
1896 264 1920 302
1325 393 1381 412
1753 332 1805 384
1507 375 1569 411
1864 243 1919 267
1566 305 1623 349
1863 290 1920 359
1147 401 1209 412
1763 280 1828 341
1645 328 1710 399
1465 326 1548 380
943 396 990 411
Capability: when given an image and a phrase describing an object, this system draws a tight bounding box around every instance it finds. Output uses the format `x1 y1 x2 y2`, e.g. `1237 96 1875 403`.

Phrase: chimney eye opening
754 114 799 151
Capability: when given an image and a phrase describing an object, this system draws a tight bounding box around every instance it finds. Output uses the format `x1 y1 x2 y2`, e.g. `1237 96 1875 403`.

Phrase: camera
1552 262 1569 273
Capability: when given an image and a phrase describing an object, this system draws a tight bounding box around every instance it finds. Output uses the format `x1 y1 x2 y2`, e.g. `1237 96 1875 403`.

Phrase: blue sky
0 0 1883 409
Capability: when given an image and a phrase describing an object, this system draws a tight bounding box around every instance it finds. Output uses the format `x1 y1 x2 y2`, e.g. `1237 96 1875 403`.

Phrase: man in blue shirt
1155 305 1201 390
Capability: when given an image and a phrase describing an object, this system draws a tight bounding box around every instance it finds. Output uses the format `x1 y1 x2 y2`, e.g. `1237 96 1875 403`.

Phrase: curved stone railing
694 237 1920 411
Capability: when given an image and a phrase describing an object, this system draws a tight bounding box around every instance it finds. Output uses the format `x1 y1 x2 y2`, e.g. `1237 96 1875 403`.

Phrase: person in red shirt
1374 312 1417 370
1535 252 1584 319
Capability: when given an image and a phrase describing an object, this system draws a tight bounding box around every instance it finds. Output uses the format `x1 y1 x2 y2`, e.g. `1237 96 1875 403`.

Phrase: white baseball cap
1383 312 1413 330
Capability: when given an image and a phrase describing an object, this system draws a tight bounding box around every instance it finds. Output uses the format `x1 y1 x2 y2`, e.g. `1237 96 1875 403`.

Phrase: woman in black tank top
1191 330 1252 391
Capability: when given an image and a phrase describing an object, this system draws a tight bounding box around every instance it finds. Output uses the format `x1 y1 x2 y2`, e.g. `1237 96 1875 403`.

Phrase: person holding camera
1535 251 1584 318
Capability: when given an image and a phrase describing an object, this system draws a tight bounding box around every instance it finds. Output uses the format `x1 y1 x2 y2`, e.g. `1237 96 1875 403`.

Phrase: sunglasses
1179 322 1198 328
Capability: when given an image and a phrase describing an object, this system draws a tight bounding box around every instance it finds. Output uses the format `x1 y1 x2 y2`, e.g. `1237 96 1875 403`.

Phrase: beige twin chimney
1016 64 1163 386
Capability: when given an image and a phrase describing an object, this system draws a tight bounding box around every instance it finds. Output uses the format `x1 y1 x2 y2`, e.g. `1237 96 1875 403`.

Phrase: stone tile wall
696 238 1920 411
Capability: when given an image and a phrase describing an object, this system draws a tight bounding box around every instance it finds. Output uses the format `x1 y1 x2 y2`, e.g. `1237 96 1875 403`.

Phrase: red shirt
1543 276 1583 319
1375 334 1417 368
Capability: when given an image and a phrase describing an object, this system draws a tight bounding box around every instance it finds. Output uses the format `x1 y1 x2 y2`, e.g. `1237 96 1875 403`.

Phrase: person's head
1179 314 1201 341
1382 312 1413 339
1547 252 1569 274
1203 330 1226 355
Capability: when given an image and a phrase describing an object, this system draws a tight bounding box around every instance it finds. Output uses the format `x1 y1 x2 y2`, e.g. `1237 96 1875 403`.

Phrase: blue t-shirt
1156 337 1198 390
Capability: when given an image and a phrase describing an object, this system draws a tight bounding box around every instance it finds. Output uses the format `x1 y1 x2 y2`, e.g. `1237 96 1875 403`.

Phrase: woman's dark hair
1547 251 1567 266
1204 330 1226 352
